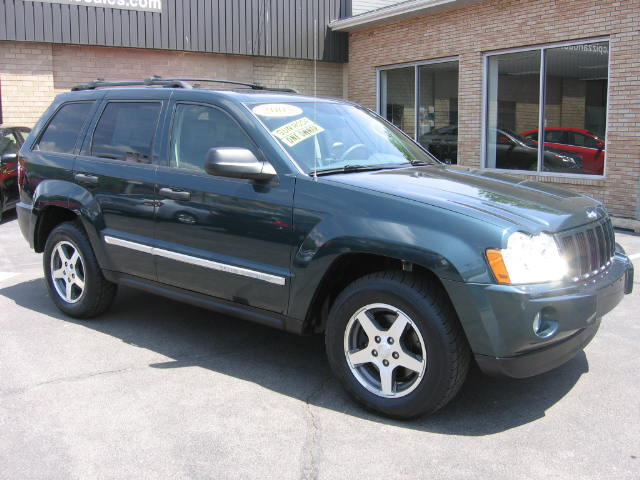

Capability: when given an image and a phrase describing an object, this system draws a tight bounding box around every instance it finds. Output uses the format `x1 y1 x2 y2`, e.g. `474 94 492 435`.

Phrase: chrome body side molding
103 235 286 286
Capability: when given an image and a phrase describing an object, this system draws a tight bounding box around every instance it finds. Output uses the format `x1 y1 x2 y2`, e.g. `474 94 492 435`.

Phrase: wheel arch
298 250 461 336
32 180 112 271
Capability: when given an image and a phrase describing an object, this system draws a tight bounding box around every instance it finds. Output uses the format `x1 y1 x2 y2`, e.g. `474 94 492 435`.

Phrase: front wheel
325 271 470 418
43 221 117 318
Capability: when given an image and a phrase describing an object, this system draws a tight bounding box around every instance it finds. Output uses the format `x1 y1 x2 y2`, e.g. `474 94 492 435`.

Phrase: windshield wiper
409 159 437 166
311 164 402 176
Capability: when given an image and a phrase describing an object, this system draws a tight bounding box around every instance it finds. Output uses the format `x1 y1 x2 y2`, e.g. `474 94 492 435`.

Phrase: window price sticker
271 117 325 147
252 103 303 117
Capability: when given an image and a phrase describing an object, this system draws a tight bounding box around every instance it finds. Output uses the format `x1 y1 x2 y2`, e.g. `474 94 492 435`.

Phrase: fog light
533 308 559 338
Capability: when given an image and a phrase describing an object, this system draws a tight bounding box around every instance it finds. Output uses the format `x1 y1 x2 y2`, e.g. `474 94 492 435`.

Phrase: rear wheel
43 221 117 318
325 271 469 418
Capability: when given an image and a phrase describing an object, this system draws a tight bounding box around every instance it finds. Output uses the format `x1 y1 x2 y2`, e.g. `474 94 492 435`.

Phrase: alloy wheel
50 240 86 304
343 303 427 398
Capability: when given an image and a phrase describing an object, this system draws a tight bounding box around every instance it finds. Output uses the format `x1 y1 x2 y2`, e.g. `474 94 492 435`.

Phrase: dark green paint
16 87 634 374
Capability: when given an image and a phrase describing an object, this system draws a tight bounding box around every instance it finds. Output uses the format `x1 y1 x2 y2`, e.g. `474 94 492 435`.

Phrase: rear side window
545 130 566 143
36 102 93 154
91 102 161 163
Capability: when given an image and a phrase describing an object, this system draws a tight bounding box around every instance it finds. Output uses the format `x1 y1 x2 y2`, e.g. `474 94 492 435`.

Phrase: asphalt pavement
0 210 638 479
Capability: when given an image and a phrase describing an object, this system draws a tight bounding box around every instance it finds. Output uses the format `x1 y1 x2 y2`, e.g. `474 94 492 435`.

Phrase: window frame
87 99 163 164
481 37 610 178
376 56 459 146
33 101 95 155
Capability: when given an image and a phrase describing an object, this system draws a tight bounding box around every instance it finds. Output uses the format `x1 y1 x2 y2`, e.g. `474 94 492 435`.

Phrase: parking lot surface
0 211 638 479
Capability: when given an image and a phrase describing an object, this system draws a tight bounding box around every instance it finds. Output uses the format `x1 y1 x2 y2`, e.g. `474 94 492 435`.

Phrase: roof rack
158 77 299 93
71 75 299 94
71 77 192 91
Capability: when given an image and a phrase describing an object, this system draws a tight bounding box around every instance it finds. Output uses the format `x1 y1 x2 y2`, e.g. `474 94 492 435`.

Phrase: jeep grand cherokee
16 77 634 418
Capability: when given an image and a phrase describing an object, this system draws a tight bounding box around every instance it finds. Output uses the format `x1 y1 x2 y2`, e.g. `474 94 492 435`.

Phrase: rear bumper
444 252 634 378
16 201 35 249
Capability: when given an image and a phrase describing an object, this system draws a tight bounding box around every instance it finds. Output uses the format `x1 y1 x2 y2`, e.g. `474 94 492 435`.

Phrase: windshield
247 102 436 174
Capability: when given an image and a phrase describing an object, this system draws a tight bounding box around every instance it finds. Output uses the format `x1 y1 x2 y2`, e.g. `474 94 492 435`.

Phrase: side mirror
0 153 18 166
205 147 276 181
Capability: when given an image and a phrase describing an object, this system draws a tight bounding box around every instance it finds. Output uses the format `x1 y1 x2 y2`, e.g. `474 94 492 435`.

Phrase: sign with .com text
24 0 162 13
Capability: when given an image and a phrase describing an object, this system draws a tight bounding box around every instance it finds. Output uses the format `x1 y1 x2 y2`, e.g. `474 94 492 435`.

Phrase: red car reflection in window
521 127 605 175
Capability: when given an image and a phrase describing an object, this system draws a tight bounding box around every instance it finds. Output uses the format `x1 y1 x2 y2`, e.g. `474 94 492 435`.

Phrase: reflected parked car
521 127 605 175
0 126 31 221
490 127 582 173
418 125 458 164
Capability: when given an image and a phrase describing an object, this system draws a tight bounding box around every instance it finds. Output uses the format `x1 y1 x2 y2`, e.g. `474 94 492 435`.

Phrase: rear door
153 96 295 314
75 89 170 280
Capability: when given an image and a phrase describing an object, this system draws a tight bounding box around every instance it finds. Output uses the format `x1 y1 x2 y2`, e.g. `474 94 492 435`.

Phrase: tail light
17 156 25 190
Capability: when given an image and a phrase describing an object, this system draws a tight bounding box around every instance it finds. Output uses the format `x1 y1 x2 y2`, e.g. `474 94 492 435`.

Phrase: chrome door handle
74 173 98 185
159 187 191 201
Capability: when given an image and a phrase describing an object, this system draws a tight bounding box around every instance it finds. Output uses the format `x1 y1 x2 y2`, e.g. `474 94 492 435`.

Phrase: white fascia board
330 0 485 31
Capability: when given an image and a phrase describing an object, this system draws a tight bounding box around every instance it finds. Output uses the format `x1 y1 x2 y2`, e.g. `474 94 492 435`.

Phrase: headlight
486 232 568 284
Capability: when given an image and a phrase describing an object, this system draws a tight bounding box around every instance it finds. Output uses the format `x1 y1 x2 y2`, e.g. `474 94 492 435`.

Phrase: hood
323 165 605 233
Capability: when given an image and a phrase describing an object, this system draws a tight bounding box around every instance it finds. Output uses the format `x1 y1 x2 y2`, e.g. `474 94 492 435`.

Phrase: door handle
74 173 98 185
159 187 191 201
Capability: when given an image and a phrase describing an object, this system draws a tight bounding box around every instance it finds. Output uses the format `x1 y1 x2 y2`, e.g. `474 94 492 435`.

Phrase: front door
154 101 295 314
74 90 169 280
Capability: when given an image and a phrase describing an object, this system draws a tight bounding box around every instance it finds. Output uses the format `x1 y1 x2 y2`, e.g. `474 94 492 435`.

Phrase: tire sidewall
326 275 456 418
43 222 101 317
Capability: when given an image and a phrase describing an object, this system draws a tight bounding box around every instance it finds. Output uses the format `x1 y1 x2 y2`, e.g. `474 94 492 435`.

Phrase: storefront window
417 61 459 164
379 60 459 163
485 41 609 176
379 67 416 138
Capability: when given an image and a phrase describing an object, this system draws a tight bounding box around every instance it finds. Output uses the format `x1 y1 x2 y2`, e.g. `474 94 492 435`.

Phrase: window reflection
417 61 459 164
380 67 415 138
485 41 609 176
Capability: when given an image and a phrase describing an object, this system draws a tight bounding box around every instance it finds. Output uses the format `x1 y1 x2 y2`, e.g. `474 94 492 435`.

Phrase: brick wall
347 0 640 219
0 41 344 128
0 42 55 127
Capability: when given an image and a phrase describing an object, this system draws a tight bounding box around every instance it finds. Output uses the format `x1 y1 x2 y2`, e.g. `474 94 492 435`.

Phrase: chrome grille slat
586 229 599 271
557 217 615 280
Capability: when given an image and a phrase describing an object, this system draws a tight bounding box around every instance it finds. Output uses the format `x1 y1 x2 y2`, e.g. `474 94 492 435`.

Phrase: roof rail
71 76 192 91
71 76 299 94
159 77 299 93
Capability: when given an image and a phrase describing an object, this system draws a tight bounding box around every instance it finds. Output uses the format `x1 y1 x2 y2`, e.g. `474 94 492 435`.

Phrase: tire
43 221 117 318
325 271 470 418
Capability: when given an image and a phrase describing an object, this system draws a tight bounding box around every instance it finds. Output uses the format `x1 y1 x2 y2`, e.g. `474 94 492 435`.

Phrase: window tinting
91 102 161 162
36 102 93 154
170 104 255 173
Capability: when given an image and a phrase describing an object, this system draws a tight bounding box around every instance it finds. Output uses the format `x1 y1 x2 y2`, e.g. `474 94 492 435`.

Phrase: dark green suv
16 78 634 418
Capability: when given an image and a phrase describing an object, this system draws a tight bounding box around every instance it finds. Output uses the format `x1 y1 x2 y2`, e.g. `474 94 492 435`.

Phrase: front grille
557 217 615 280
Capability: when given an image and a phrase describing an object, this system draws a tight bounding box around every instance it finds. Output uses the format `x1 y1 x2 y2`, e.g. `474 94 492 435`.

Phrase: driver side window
170 103 256 173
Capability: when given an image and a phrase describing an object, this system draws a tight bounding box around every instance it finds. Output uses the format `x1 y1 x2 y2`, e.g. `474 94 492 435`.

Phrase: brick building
333 0 640 224
0 0 349 127
1 0 639 222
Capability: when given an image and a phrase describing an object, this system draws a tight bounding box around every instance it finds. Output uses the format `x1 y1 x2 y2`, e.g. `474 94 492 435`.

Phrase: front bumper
443 252 634 378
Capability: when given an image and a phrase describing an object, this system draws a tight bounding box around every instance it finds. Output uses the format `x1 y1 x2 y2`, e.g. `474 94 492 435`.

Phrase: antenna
313 17 318 182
